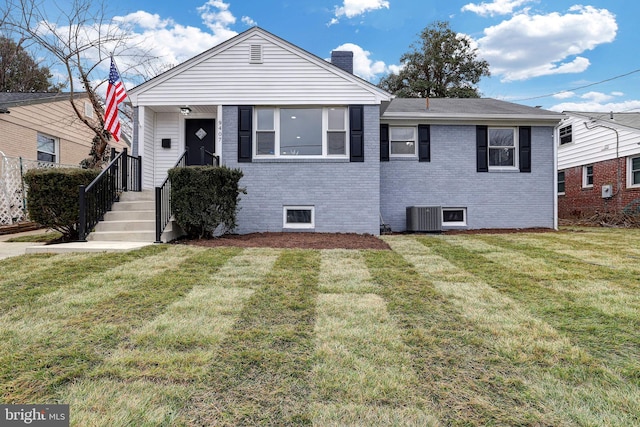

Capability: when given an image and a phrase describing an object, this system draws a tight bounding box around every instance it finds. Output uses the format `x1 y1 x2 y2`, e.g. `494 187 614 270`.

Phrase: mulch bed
180 232 391 250
180 228 561 250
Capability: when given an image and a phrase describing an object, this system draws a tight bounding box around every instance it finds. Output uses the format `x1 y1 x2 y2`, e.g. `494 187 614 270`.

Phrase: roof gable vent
249 44 263 64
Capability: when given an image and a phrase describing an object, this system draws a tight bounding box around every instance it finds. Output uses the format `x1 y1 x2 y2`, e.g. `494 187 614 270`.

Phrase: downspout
553 122 561 230
584 120 621 212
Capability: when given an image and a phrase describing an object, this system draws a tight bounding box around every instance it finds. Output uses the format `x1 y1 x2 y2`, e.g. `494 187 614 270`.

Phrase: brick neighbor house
557 111 640 219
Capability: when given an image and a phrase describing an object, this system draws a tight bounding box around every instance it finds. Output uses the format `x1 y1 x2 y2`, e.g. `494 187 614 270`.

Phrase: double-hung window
629 156 640 188
254 107 348 158
559 125 572 145
558 171 565 195
389 127 416 157
583 165 594 188
37 133 58 163
488 127 517 169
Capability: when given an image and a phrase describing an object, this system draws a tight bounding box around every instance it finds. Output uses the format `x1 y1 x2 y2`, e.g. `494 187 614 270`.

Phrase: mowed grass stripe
184 250 320 426
89 248 278 382
0 246 169 312
311 292 436 426
0 246 240 403
419 236 640 424
318 249 377 294
364 249 557 426
455 234 640 373
62 248 280 426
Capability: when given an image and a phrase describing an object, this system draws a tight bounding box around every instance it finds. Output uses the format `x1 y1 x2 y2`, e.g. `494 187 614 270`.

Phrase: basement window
442 208 466 226
283 206 314 229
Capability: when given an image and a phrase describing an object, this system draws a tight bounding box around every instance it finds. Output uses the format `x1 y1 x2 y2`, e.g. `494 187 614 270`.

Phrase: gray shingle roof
565 111 640 131
0 92 86 109
383 98 562 118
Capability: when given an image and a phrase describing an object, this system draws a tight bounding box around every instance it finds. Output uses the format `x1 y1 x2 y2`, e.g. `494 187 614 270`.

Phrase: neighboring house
128 27 563 235
557 111 640 218
0 92 99 165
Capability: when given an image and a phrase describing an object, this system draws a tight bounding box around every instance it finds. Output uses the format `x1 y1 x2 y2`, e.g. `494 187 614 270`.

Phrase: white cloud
330 0 390 25
549 99 640 113
477 6 617 81
548 91 639 112
461 0 535 17
552 91 575 99
197 0 237 37
241 16 257 27
581 91 615 103
330 43 394 81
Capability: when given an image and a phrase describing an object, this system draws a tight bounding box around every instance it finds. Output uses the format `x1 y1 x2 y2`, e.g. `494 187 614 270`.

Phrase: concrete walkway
0 229 153 259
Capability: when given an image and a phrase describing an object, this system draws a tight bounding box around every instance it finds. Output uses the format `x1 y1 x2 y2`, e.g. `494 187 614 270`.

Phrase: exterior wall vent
249 44 263 64
406 206 442 232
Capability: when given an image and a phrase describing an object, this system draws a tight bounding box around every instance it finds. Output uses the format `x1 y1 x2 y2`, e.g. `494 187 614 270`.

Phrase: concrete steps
87 191 156 242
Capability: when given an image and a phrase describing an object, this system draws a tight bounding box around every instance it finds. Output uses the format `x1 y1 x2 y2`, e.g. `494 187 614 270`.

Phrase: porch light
180 106 192 116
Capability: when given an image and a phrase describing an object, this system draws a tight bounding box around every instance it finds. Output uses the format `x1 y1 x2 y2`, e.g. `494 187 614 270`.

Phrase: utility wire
513 68 640 101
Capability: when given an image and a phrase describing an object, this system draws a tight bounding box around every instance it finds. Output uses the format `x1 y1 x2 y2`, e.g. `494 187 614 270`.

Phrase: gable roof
564 111 640 132
382 98 563 124
129 26 391 105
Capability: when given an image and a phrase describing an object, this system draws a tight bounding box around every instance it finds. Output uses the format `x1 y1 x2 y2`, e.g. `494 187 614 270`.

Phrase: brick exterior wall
558 157 640 218
222 105 381 235
380 125 556 231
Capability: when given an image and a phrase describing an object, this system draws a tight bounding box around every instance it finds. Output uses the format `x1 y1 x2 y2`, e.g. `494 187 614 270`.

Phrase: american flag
104 58 127 142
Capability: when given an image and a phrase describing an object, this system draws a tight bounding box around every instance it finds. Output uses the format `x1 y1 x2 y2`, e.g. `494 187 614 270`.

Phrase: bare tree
1 0 164 167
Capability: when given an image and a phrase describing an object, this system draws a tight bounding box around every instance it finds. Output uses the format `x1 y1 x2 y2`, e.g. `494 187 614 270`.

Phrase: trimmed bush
169 166 245 238
23 168 99 240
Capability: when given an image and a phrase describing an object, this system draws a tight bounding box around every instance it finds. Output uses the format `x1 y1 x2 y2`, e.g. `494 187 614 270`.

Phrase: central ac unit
406 206 442 232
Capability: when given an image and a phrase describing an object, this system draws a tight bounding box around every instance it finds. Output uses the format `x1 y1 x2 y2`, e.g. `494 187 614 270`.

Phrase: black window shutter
519 126 531 173
238 106 253 163
380 123 389 162
476 125 488 172
418 124 430 162
350 105 364 162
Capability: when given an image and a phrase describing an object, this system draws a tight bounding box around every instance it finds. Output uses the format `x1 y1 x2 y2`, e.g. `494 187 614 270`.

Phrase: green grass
1 228 639 426
5 231 62 242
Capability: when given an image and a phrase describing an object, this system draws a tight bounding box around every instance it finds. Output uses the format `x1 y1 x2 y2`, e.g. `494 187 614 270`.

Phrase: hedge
23 168 99 241
168 166 245 238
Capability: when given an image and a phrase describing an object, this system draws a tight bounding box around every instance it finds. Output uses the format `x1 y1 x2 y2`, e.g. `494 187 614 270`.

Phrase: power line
513 68 640 101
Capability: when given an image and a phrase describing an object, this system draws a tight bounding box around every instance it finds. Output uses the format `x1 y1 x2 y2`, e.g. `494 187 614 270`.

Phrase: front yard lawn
1 228 639 426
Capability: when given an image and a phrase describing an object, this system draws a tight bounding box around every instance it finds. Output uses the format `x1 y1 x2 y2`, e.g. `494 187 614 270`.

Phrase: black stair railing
200 146 220 166
155 149 188 243
78 148 142 241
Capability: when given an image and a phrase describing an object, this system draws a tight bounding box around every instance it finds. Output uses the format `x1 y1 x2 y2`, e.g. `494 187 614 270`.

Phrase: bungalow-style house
0 92 103 165
126 27 562 237
557 111 640 218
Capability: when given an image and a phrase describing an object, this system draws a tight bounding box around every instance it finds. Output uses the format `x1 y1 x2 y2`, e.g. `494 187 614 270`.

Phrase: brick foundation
558 157 640 218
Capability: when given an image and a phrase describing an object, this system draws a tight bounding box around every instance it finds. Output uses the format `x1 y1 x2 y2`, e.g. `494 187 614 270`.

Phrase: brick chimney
331 51 353 74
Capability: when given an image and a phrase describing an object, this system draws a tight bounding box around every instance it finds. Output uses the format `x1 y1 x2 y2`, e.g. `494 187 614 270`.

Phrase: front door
185 119 215 166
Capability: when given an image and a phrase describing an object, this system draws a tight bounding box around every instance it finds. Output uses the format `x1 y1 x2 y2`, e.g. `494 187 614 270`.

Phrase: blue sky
98 0 638 112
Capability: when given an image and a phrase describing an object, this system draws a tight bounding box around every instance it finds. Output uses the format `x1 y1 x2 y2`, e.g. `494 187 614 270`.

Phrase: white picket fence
0 151 81 225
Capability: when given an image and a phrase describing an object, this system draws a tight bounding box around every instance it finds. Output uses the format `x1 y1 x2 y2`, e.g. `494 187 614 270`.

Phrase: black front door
185 119 215 166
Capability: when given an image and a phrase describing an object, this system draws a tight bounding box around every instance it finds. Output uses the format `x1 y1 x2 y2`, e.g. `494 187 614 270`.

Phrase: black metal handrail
200 146 219 166
78 148 142 241
155 150 188 243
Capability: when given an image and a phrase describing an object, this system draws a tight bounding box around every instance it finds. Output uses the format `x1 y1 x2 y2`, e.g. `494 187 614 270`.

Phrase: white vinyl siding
142 107 155 189
133 33 388 106
557 114 640 170
154 113 180 187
